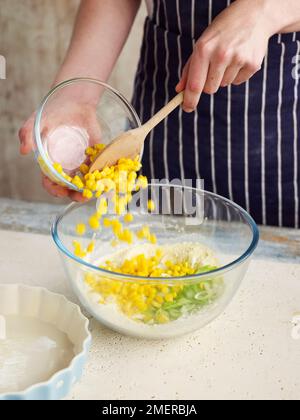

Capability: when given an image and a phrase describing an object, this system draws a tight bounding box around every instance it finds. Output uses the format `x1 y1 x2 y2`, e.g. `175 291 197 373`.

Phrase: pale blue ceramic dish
0 284 91 401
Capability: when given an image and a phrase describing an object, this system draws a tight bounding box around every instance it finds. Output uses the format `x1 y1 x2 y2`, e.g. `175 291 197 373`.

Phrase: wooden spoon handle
143 91 184 134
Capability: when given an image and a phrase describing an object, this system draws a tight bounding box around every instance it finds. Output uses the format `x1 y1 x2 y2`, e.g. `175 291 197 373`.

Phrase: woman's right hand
19 102 102 201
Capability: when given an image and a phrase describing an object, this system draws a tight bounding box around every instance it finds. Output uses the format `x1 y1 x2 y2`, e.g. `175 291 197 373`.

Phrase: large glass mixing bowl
52 184 259 339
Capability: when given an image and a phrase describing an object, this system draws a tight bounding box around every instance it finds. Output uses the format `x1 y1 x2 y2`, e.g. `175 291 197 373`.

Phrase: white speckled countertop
0 199 299 400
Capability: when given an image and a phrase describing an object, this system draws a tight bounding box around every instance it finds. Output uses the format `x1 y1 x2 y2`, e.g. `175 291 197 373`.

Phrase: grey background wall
0 0 146 203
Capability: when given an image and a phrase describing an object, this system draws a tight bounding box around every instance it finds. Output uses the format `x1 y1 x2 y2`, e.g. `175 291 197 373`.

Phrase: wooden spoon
89 91 184 172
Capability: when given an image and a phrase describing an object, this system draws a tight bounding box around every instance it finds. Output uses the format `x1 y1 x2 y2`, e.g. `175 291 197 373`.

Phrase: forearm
261 0 300 34
54 0 141 85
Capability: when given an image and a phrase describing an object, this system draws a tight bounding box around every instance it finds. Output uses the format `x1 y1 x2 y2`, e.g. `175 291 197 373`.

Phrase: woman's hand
19 101 101 201
176 0 275 112
19 0 143 201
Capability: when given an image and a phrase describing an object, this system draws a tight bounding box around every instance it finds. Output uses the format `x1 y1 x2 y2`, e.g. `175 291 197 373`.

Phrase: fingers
176 59 191 93
203 50 230 94
42 175 69 198
42 175 88 202
221 62 243 87
19 115 35 155
233 62 261 85
69 191 88 203
183 42 210 112
176 33 264 112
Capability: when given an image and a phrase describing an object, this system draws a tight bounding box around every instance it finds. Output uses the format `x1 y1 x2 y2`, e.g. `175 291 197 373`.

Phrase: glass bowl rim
51 184 260 282
34 77 141 192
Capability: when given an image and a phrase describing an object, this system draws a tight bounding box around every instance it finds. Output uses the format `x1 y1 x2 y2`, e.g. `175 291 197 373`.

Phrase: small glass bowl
52 184 259 339
34 78 141 190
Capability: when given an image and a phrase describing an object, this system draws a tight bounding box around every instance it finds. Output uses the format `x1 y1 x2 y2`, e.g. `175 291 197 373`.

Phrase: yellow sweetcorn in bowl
52 184 259 339
33 78 141 190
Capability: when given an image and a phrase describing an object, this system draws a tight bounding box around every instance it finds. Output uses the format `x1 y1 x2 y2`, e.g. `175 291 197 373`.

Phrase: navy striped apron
132 0 300 228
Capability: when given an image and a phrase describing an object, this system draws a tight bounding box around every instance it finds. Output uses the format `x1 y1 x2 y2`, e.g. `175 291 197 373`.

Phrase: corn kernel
136 175 148 190
150 234 157 244
103 218 112 228
122 229 134 244
53 162 63 174
72 176 84 189
95 190 102 198
89 215 100 230
155 295 164 304
63 174 73 183
165 294 174 303
83 189 93 199
94 143 106 152
148 200 156 212
86 179 97 191
73 240 87 258
124 213 134 223
113 224 123 236
87 241 95 253
85 146 97 156
79 163 89 175
76 223 86 236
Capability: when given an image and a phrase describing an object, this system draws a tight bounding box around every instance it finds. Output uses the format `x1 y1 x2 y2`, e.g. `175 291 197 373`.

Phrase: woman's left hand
176 0 276 112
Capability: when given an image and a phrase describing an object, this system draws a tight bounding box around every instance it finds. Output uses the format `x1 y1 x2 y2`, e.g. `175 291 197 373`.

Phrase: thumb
176 59 191 93
19 116 35 155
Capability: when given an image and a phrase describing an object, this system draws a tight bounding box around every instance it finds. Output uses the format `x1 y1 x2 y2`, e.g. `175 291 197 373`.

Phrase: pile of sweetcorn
85 250 215 324
84 249 220 324
53 143 156 257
